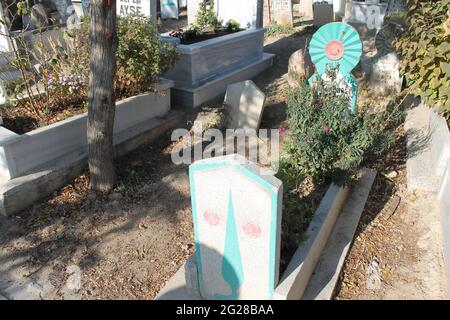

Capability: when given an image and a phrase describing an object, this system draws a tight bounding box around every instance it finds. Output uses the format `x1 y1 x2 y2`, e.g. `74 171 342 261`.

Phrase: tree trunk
87 0 117 192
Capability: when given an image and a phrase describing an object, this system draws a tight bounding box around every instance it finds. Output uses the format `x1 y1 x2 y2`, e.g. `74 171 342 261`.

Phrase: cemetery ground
0 25 447 300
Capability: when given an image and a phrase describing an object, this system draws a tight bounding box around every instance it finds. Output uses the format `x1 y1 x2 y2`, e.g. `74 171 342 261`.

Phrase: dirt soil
335 130 448 300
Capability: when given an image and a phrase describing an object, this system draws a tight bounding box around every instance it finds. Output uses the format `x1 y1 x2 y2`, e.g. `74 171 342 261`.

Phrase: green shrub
116 14 179 96
194 0 222 32
225 19 240 32
395 0 450 119
265 23 296 38
284 68 402 186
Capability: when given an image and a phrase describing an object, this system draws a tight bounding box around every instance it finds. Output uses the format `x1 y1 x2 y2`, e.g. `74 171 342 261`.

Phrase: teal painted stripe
268 188 279 299
213 192 244 300
189 165 203 290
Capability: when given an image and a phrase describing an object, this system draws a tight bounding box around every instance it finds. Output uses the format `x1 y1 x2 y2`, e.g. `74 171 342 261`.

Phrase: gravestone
387 0 406 14
271 0 293 27
312 1 334 27
188 0 263 29
288 48 314 87
369 52 403 95
161 0 179 19
308 22 363 112
189 153 283 299
187 0 202 25
217 0 263 29
297 0 313 21
117 0 157 27
224 80 266 131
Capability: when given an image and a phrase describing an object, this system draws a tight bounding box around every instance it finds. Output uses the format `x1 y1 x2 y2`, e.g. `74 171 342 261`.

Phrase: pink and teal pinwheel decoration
308 22 363 113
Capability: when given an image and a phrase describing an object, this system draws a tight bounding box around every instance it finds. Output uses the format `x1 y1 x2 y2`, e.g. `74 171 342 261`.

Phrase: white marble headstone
217 0 263 29
161 0 179 19
189 154 283 299
271 0 293 26
117 0 158 27
369 52 403 95
224 80 266 131
188 0 263 29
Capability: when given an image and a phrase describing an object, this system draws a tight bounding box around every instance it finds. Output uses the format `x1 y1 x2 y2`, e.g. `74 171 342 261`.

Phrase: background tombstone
161 0 179 19
187 0 202 25
312 0 334 27
224 80 266 131
296 0 313 21
369 52 403 95
217 0 263 29
117 0 157 28
188 0 263 29
271 0 293 27
189 154 283 299
288 48 314 87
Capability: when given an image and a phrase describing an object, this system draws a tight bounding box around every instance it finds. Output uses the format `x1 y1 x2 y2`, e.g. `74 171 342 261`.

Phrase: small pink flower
203 209 220 226
278 127 286 136
315 99 322 107
323 125 330 134
242 222 262 238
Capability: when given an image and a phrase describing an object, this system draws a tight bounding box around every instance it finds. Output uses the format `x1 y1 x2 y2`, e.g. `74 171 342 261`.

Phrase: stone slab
189 154 283 300
302 168 377 300
171 52 274 108
429 109 450 178
117 0 158 27
369 52 403 95
217 0 263 29
224 80 266 131
439 159 450 295
273 183 349 300
271 0 293 27
312 3 334 27
405 104 441 192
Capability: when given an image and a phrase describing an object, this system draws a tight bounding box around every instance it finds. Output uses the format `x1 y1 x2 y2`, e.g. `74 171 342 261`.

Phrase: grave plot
162 0 273 108
0 11 179 216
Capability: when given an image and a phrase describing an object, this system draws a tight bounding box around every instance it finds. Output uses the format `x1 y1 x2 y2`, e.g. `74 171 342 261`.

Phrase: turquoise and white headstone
161 0 179 19
189 154 283 299
308 22 363 112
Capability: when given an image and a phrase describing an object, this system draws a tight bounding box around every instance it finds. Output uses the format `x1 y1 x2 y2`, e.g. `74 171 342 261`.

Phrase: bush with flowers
281 67 403 186
0 13 178 133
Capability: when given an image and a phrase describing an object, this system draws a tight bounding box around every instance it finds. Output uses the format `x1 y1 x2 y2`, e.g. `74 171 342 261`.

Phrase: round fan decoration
309 22 363 76
308 22 363 113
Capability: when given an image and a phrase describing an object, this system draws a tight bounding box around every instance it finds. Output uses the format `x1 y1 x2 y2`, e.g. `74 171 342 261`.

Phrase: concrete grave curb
302 168 377 300
273 183 349 299
0 108 192 216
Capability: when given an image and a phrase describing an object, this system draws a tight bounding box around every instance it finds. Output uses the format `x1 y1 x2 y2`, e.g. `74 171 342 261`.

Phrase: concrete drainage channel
157 168 376 300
